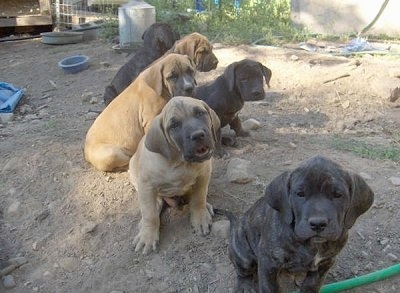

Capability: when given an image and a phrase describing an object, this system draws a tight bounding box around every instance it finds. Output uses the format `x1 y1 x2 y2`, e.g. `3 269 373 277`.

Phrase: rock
90 96 100 104
86 112 99 120
242 118 261 130
211 220 230 239
389 87 400 102
388 176 400 186
359 172 373 180
370 77 400 102
59 257 79 272
387 253 398 262
100 61 111 68
2 275 16 288
290 55 299 61
81 221 98 234
226 158 255 184
0 113 14 123
289 142 297 149
341 100 350 109
7 201 21 215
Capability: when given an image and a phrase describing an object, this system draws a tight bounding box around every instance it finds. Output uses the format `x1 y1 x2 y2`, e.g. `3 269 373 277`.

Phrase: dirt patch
1 38 400 292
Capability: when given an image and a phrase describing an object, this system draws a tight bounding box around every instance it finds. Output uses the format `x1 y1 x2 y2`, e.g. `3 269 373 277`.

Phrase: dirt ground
1 35 400 293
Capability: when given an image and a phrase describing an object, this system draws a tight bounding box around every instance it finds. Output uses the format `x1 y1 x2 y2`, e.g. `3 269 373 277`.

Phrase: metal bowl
41 32 84 45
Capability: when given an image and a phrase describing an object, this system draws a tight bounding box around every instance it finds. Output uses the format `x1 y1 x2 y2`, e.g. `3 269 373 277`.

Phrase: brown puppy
223 156 374 293
167 32 219 72
84 54 196 172
129 96 220 254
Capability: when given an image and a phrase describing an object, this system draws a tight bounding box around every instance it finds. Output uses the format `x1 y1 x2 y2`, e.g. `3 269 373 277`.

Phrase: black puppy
193 59 271 145
103 22 180 105
223 156 374 293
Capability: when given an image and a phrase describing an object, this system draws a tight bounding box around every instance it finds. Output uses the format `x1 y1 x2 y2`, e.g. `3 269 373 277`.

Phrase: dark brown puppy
193 59 271 143
103 22 180 105
224 156 374 293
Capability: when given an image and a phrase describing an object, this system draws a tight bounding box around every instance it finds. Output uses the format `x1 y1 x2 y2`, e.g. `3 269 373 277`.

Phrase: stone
211 220 230 239
2 275 16 288
389 176 400 186
242 118 261 130
226 158 255 184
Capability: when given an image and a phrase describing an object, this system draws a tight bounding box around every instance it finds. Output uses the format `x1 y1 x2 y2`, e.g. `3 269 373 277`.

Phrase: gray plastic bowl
58 55 89 74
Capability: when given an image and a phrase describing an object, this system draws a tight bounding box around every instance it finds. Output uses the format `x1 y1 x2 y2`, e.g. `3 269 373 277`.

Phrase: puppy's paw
191 205 213 235
133 227 159 254
221 136 238 147
236 129 250 137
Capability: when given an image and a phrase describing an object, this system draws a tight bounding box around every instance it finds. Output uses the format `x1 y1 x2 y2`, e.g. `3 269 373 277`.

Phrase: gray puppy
103 22 180 105
193 59 271 145
221 156 374 293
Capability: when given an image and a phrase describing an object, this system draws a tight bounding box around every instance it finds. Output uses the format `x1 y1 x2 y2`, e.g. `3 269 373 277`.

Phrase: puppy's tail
213 208 239 227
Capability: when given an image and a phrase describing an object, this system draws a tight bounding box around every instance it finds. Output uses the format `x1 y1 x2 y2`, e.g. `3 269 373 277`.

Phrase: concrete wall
291 0 400 37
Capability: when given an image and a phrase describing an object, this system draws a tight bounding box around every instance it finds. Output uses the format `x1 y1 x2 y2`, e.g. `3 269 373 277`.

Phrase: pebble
0 113 14 123
211 220 230 239
3 275 16 288
7 201 21 215
380 238 389 246
388 176 400 186
387 253 398 262
242 118 261 130
86 112 99 120
226 158 255 184
359 172 373 180
290 55 299 61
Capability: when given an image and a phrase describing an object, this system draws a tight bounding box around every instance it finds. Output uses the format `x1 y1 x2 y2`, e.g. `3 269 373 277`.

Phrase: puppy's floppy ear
224 62 237 92
144 114 173 160
201 101 221 144
344 173 374 229
265 171 293 224
142 61 164 96
259 63 272 88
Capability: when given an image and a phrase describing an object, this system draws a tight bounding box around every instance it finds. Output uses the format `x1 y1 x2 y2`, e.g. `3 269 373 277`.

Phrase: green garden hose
293 263 400 293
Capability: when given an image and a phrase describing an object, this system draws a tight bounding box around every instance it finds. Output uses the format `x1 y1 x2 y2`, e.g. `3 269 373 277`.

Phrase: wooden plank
0 15 52 28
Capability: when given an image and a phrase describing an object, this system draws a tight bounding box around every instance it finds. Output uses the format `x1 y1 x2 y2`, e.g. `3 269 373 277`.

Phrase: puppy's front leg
188 172 213 235
230 115 250 137
258 260 280 293
134 185 161 254
300 258 335 293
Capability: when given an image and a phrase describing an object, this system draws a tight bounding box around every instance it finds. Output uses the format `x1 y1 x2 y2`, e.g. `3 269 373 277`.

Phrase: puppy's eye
167 73 178 81
169 119 181 130
195 110 206 117
296 190 305 197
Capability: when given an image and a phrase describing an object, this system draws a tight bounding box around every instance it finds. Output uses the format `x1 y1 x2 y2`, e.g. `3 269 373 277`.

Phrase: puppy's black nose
184 84 194 95
251 90 264 100
308 217 328 232
190 130 205 142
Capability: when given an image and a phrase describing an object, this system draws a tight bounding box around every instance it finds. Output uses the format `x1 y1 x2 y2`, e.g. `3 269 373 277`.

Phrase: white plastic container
118 0 155 48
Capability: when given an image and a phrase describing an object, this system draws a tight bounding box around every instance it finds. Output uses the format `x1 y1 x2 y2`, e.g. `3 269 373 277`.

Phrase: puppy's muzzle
308 216 328 233
184 129 213 162
250 89 265 101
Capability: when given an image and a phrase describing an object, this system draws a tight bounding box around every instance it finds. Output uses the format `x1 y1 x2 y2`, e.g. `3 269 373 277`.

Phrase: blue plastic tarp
0 82 24 113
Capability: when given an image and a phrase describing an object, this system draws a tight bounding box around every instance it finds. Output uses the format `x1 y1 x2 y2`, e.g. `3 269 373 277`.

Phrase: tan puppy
84 54 197 172
167 32 219 72
129 96 221 254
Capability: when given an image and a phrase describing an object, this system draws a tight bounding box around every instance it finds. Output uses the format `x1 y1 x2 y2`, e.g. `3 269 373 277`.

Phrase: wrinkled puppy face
288 158 352 243
195 41 219 72
162 55 197 97
164 97 217 163
235 60 269 101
